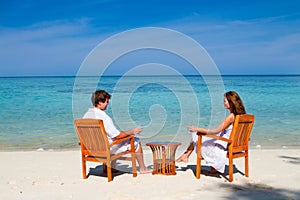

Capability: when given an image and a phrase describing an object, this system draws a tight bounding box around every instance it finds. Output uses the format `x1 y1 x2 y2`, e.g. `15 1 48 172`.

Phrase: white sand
1 149 299 200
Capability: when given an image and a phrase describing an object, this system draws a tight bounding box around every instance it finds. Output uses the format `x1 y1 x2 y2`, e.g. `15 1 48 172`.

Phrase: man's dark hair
91 90 111 106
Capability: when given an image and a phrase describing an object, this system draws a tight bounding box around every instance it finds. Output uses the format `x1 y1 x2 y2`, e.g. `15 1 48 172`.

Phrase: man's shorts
110 137 141 154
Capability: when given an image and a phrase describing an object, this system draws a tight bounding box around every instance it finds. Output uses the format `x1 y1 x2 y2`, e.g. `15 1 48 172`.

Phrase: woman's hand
187 126 198 133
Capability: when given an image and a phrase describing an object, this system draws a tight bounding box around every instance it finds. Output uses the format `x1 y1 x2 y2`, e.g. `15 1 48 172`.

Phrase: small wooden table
146 142 181 175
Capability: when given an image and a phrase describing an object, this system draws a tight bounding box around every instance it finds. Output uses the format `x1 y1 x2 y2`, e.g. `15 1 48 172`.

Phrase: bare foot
175 156 189 163
139 168 152 174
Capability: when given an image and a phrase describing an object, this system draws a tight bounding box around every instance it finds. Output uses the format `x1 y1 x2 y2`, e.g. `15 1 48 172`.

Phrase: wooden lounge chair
74 119 137 182
196 114 255 182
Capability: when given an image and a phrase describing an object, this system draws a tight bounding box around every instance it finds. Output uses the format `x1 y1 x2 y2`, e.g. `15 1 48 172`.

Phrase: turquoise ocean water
0 75 299 151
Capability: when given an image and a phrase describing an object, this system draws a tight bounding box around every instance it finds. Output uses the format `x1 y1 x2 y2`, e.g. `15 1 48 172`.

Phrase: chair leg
82 156 87 179
130 138 137 177
132 155 137 177
228 157 233 182
196 155 201 179
107 162 112 182
196 135 202 179
245 151 249 177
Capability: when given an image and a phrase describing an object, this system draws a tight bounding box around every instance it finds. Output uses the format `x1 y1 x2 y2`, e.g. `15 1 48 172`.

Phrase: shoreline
1 149 300 199
1 144 300 152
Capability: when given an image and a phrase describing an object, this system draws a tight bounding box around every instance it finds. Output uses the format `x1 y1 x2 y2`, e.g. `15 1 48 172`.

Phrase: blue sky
0 0 300 76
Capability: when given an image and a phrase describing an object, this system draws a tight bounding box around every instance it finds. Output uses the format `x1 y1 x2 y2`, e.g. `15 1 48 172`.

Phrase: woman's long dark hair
225 91 246 115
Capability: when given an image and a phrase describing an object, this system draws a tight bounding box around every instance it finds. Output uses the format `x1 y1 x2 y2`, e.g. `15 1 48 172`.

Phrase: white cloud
1 13 300 76
0 19 105 76
163 14 300 74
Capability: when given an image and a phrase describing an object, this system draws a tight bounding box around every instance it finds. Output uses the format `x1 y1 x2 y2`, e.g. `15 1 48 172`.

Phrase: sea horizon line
1 74 300 78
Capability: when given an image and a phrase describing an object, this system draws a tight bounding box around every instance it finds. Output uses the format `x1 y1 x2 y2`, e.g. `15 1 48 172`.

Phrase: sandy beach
1 148 300 200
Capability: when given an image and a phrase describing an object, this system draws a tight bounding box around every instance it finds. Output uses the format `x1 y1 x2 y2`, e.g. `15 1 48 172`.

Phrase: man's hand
131 126 142 135
117 127 143 139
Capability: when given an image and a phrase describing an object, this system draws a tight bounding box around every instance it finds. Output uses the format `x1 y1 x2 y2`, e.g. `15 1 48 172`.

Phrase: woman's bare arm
188 113 235 135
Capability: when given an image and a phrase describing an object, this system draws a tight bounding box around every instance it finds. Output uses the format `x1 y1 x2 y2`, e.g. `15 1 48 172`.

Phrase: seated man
83 89 151 174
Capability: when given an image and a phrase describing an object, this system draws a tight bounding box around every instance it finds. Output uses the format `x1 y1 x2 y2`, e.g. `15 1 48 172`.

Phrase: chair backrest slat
229 114 255 151
74 119 110 156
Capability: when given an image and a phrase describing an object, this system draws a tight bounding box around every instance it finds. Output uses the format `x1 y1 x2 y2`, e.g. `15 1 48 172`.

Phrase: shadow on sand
279 155 300 165
87 163 135 180
219 182 300 200
178 163 300 200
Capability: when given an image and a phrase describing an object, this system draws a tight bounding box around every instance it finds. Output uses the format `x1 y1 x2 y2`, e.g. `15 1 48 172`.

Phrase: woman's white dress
191 124 233 173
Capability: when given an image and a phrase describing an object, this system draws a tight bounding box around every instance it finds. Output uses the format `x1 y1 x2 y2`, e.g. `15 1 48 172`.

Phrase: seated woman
176 91 246 173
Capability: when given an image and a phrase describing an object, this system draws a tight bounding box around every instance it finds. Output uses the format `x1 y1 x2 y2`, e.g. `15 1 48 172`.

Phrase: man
83 89 151 174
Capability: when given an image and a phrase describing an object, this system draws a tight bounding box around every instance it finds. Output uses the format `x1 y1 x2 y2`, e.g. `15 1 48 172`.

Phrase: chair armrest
109 135 134 147
197 132 232 143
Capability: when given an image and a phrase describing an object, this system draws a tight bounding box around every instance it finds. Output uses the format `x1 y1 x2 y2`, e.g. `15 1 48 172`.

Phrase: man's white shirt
83 107 120 143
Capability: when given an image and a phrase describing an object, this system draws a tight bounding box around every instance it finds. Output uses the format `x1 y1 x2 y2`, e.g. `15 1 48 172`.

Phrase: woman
176 91 246 173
